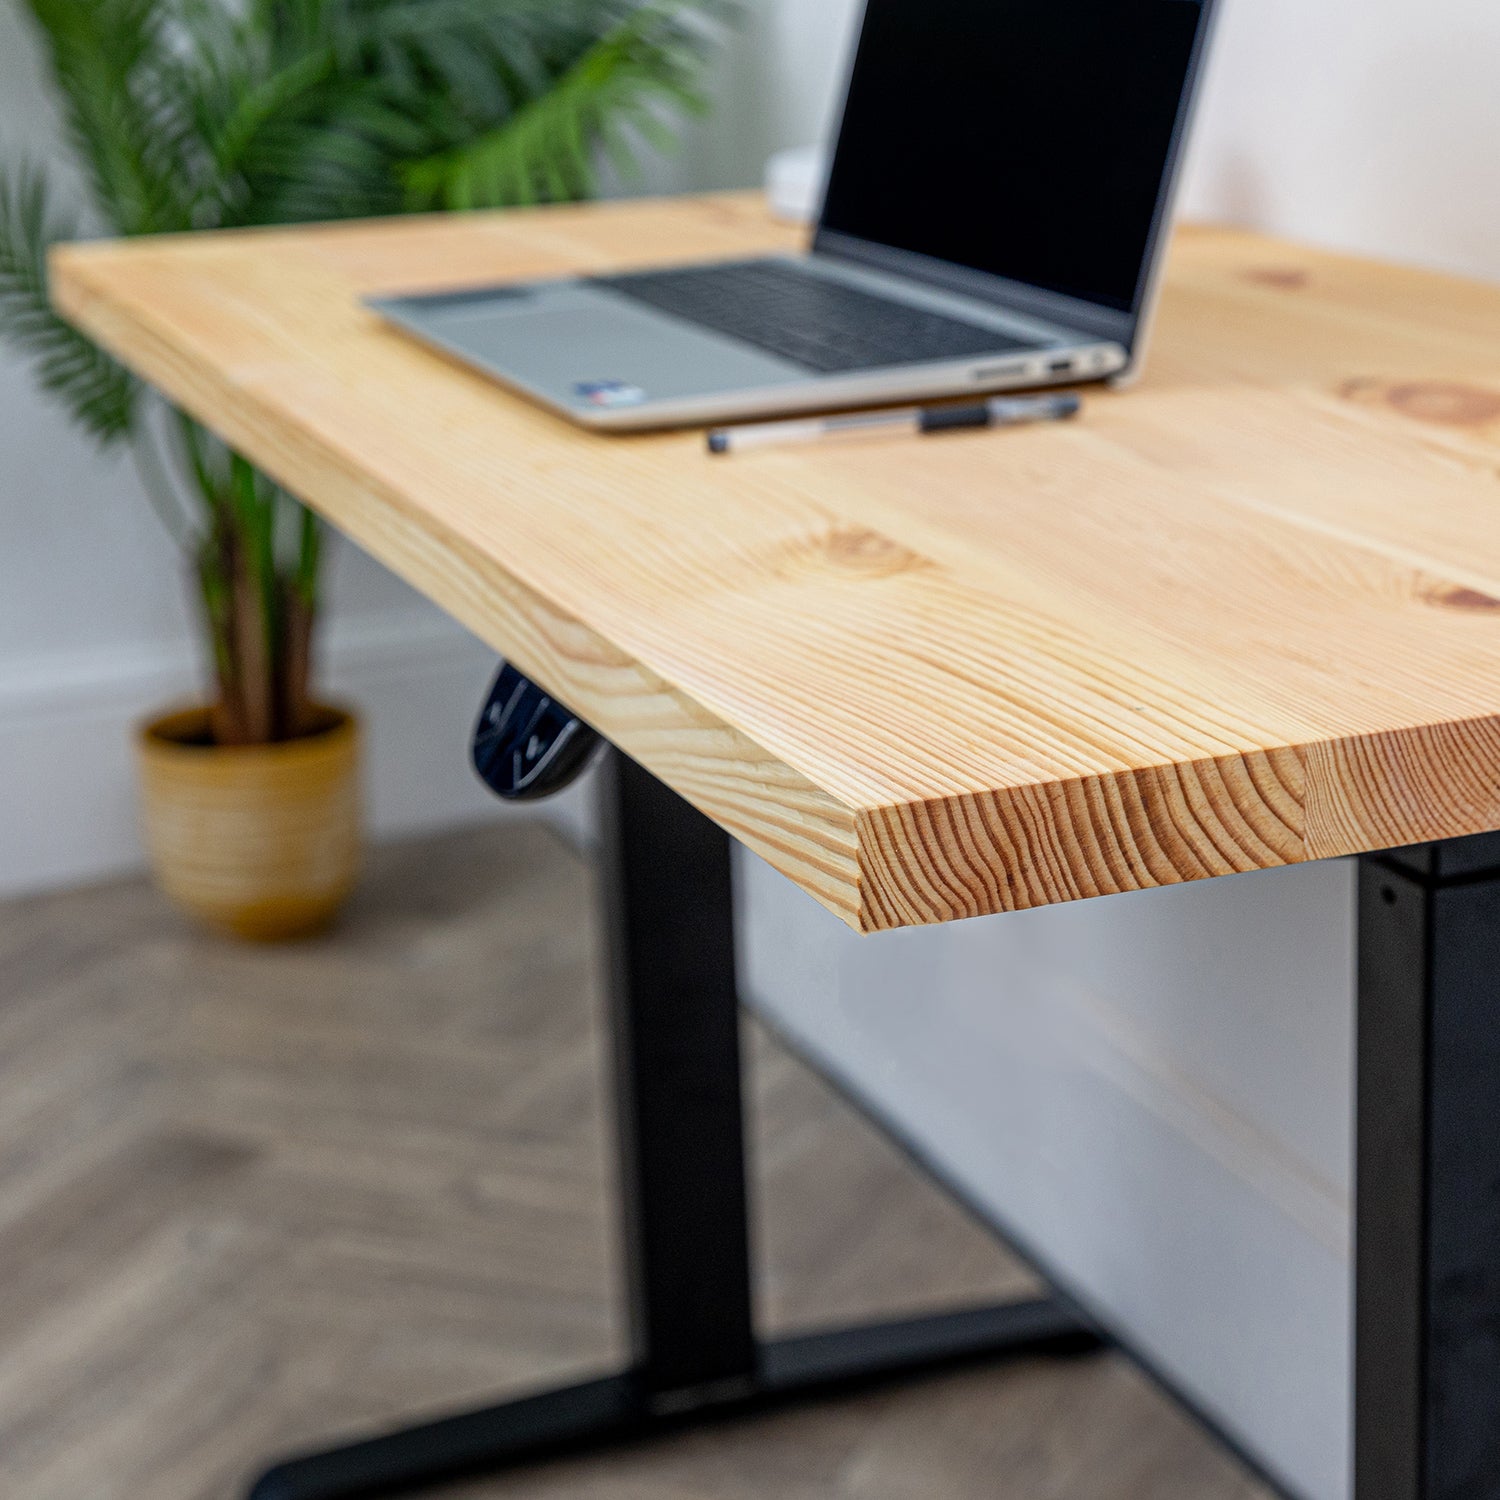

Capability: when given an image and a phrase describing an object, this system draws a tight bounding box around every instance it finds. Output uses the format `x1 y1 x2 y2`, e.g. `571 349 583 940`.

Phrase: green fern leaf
20 0 200 234
400 2 715 211
0 165 137 445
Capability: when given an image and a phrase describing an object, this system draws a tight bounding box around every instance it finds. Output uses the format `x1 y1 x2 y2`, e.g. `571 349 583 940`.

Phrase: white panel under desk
736 853 1355 1500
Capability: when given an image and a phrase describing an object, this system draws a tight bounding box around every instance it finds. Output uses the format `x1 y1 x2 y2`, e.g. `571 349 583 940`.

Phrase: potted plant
0 0 723 940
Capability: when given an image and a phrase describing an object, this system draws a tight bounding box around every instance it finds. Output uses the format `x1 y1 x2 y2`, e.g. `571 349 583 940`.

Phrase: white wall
1182 0 1500 282
661 0 1500 281
739 854 1356 1500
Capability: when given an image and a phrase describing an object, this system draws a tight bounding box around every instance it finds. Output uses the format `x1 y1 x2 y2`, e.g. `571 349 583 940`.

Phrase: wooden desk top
53 194 1500 932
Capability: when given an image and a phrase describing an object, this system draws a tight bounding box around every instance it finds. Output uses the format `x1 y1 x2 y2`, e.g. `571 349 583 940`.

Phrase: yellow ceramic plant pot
136 705 363 942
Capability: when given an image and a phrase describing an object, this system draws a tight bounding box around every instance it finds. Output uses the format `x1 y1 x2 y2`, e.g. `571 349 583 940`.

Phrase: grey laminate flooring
0 822 1267 1500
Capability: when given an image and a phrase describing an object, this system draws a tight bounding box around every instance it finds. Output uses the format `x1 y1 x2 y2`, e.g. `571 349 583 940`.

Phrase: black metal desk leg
1357 836 1500 1500
247 751 1099 1500
598 749 759 1400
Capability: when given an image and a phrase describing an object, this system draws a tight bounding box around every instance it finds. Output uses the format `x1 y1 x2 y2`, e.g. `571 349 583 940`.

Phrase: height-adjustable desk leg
247 752 1099 1500
1357 836 1500 1500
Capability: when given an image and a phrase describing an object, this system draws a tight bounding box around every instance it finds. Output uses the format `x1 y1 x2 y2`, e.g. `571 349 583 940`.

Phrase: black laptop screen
818 0 1208 315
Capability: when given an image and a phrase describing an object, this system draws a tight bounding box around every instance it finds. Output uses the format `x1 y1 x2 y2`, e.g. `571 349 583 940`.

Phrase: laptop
370 0 1220 432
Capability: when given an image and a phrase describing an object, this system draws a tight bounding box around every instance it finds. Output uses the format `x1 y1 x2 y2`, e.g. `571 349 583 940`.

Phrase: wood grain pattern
0 823 1268 1500
50 195 1500 930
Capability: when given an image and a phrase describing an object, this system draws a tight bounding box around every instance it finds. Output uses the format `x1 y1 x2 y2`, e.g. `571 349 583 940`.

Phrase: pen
707 392 1082 455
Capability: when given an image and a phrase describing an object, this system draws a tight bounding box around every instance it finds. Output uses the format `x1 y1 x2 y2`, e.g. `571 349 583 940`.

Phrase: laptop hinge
810 229 1134 346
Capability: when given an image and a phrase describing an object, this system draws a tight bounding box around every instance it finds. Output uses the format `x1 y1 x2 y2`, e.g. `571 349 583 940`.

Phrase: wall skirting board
0 611 595 900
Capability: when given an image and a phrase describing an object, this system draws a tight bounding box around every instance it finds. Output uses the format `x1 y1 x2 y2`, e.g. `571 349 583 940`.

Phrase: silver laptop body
370 0 1220 432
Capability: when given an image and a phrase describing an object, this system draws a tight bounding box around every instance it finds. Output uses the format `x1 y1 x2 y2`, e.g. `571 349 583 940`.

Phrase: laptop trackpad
384 287 806 410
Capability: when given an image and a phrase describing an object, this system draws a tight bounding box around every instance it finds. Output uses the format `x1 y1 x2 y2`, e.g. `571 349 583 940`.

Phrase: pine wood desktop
52 196 1500 1500
52 192 1500 934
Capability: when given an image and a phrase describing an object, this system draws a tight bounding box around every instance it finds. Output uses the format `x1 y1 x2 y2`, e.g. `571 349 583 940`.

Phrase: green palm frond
221 0 721 224
401 2 715 210
7 0 729 744
0 163 137 444
5 0 726 439
22 0 199 234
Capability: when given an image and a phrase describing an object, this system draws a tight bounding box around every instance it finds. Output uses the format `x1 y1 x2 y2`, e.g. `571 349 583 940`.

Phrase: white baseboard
0 611 597 900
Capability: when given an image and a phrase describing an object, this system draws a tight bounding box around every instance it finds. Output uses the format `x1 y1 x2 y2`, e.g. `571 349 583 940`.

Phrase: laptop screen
817 0 1210 317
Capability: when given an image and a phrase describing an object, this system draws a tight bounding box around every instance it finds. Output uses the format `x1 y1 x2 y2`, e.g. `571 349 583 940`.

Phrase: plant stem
130 422 197 546
197 529 249 746
229 454 279 742
277 502 325 736
175 411 230 523
295 503 322 607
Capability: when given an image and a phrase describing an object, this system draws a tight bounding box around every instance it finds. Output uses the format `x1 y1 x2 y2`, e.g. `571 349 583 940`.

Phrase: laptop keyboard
588 259 1039 374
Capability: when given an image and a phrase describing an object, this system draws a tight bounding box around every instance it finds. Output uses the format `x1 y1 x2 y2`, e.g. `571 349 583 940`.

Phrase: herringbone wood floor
0 822 1269 1500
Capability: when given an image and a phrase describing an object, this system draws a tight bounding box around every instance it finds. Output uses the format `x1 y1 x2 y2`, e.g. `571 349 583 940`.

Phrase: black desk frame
248 753 1098 1500
249 754 1500 1500
1357 841 1500 1500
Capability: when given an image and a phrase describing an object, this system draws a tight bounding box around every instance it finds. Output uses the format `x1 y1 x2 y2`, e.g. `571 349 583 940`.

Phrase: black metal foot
249 1298 1101 1500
